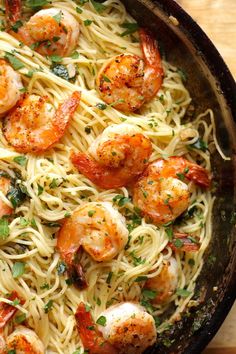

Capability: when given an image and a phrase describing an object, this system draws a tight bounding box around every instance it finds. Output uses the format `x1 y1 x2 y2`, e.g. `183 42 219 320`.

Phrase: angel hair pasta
0 0 229 353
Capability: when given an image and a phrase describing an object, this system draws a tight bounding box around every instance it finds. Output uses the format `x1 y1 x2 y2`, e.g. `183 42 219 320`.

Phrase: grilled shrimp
96 28 163 112
71 124 152 189
12 8 80 56
0 175 12 217
5 0 21 25
133 156 211 224
3 91 80 153
57 202 128 288
144 257 178 304
0 60 23 117
75 302 157 354
0 291 43 353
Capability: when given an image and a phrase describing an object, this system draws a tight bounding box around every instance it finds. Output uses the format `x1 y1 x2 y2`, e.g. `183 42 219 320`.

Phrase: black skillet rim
153 0 236 352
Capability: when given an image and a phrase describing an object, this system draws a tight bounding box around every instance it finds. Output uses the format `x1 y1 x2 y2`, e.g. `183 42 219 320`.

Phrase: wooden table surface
177 1 236 353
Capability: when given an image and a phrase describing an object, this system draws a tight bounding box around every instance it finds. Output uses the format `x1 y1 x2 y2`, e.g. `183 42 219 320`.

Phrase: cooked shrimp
5 0 21 25
133 156 211 224
0 175 13 217
4 326 45 353
0 60 23 117
96 28 163 112
145 257 178 304
0 292 43 353
12 8 80 56
3 91 80 153
57 202 128 288
75 302 157 354
71 123 152 189
75 302 118 354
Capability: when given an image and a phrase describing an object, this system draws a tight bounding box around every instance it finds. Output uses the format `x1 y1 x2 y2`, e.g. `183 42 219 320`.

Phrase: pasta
0 0 228 352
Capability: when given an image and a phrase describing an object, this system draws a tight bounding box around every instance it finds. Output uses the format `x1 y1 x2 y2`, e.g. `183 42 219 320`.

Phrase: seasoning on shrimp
11 8 80 56
71 123 152 189
96 28 163 112
133 156 211 224
0 59 23 117
57 202 128 288
3 91 80 153
0 291 44 353
75 302 157 354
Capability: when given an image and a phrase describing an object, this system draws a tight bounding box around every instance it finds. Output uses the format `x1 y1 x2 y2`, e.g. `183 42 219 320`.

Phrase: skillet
118 0 236 352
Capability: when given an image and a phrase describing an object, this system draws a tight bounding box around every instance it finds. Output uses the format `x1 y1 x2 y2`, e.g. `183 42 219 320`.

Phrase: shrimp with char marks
3 91 80 153
0 291 45 353
57 202 128 288
75 302 157 354
71 123 152 189
11 8 80 57
96 28 163 112
0 60 23 118
133 156 211 224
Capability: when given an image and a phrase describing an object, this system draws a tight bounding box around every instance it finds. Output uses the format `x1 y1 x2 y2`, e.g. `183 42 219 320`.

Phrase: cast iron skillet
120 0 236 353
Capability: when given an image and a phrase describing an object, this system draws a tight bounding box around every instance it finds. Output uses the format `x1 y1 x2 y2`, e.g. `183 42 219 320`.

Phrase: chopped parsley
37 184 43 196
106 271 113 284
102 74 111 83
4 52 24 70
49 55 63 63
112 194 131 207
40 282 50 290
26 0 48 8
95 103 107 110
96 315 106 326
44 300 53 313
174 239 183 248
84 19 93 26
141 289 157 299
71 50 80 59
88 210 96 217
135 275 148 282
11 20 23 33
15 313 26 324
13 155 27 166
176 288 191 298
189 138 208 152
90 0 106 13
0 218 9 240
12 262 26 278
130 251 145 266
52 11 63 23
120 22 139 37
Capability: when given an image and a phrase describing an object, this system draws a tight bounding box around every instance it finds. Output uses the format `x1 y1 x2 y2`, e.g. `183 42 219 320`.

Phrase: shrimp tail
0 291 24 329
169 232 200 252
75 303 118 354
69 262 87 290
53 91 81 136
5 0 21 25
139 28 163 100
186 164 211 188
139 28 163 68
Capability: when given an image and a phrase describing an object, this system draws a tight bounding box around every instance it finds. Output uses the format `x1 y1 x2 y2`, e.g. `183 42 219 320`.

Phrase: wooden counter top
178 1 236 353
